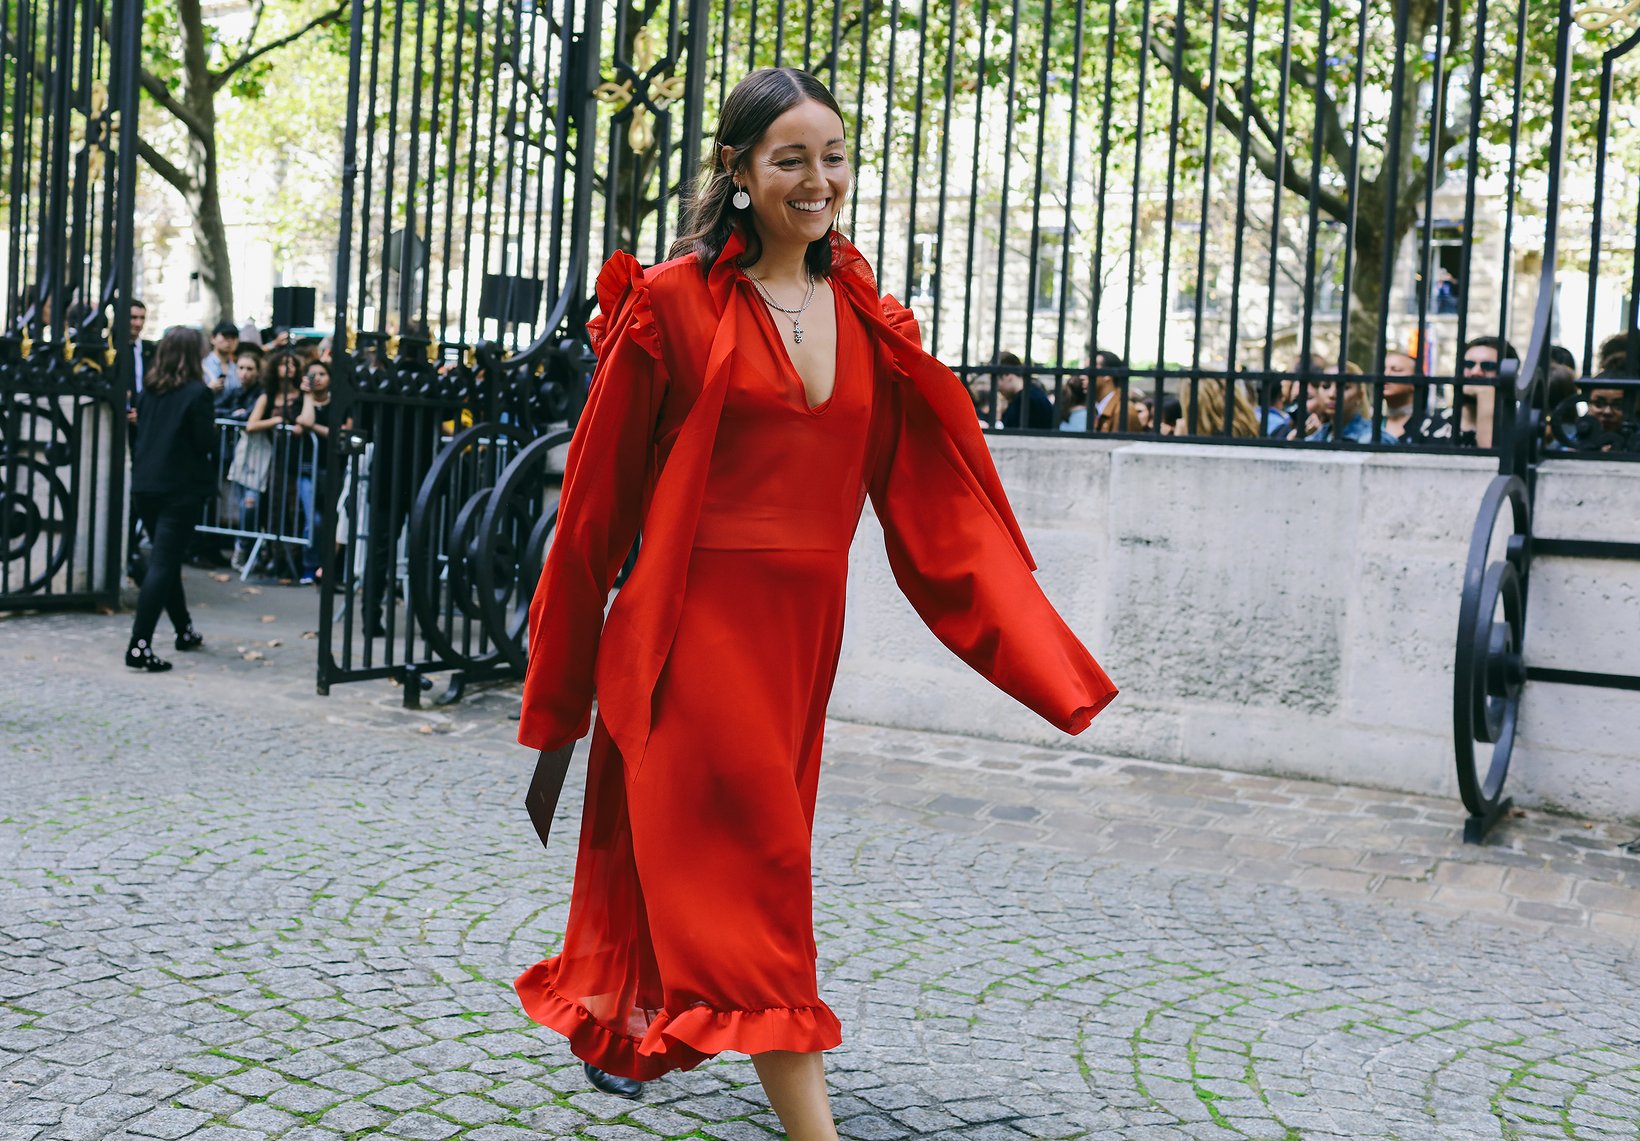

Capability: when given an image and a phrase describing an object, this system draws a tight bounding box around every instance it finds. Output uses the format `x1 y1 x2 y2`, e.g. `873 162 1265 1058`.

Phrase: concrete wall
835 438 1640 820
1514 464 1640 820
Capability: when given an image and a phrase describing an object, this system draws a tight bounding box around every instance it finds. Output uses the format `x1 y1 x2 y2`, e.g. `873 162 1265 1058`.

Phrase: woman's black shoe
124 641 173 672
174 627 204 652
582 1062 644 1100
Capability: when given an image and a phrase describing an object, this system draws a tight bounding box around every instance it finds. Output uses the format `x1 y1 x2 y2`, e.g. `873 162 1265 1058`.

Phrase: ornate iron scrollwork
473 428 572 673
1576 0 1640 32
594 22 688 153
0 347 118 599
0 451 77 592
406 421 532 677
1453 475 1531 843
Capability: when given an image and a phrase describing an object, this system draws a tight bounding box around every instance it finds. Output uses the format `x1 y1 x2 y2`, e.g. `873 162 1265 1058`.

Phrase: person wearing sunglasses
1456 336 1518 448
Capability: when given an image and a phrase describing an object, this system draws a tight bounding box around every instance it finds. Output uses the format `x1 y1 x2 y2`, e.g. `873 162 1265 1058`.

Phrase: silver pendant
792 320 803 344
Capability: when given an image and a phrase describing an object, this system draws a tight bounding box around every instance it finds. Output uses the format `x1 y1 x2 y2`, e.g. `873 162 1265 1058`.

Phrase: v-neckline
747 275 839 413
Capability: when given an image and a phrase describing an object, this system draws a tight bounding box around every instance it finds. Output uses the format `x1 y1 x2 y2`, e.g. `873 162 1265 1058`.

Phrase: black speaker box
479 274 544 324
272 286 316 328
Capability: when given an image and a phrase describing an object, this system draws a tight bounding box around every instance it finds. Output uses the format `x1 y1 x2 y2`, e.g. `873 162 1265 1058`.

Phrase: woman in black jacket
127 328 219 671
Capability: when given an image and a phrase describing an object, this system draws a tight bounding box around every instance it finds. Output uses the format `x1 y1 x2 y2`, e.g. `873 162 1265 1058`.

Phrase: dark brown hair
669 68 846 278
147 327 205 395
260 347 305 421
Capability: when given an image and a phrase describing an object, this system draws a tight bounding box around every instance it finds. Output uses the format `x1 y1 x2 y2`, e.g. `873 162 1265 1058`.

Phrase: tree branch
240 0 268 63
1239 91 1286 156
1291 63 1355 173
212 3 346 92
140 68 213 141
84 14 213 140
137 136 194 195
1148 36 1350 223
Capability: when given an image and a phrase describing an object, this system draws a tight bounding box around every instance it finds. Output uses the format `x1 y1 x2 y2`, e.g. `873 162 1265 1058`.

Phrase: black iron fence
0 0 142 610
313 0 600 696
1 0 1635 844
311 0 1639 701
598 0 1634 415
1451 0 1639 842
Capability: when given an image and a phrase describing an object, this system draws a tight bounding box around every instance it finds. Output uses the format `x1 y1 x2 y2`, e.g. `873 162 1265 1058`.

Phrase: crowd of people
966 332 1640 452
130 304 338 583
113 289 1638 675
123 303 339 671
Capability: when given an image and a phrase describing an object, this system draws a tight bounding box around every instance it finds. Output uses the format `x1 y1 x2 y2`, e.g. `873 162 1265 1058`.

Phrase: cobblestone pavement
4 571 1640 1141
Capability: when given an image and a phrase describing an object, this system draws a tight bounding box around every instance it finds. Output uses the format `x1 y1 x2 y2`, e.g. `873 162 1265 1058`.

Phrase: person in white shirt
201 319 242 411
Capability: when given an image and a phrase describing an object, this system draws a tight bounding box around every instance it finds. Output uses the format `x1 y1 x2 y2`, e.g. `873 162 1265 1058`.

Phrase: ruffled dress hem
515 959 843 1081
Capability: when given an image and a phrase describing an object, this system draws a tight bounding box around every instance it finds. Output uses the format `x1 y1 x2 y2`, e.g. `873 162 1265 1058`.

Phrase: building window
1034 230 1064 312
911 233 937 305
1412 221 1465 315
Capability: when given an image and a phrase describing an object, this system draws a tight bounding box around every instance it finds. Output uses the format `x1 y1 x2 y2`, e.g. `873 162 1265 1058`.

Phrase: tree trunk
179 0 234 324
185 113 235 324
1347 196 1390 368
136 0 345 325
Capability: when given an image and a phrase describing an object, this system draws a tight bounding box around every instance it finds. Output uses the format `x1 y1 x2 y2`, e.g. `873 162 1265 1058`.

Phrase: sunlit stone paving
4 583 1640 1140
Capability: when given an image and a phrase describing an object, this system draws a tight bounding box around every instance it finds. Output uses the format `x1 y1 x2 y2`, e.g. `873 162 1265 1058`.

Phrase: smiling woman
512 68 1116 1140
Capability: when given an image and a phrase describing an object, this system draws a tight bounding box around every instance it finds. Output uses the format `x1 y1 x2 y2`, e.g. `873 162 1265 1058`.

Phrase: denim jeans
232 482 260 531
298 474 323 575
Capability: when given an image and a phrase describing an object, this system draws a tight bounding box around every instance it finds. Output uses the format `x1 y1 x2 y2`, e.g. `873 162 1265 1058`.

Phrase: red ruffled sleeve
585 251 662 360
880 294 920 341
867 312 1117 735
518 252 669 751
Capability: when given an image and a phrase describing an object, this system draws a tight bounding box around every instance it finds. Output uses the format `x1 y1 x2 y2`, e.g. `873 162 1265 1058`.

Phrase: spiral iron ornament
474 428 572 673
0 391 88 596
407 421 532 674
1453 475 1531 843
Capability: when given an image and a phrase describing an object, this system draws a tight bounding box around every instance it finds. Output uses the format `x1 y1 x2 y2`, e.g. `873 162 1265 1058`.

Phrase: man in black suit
125 299 157 581
127 299 153 410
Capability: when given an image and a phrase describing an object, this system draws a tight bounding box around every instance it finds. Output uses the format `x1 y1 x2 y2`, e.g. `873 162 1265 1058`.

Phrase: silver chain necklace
746 269 817 344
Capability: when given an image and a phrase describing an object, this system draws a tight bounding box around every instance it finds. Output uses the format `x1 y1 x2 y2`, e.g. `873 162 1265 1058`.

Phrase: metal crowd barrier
195 418 324 581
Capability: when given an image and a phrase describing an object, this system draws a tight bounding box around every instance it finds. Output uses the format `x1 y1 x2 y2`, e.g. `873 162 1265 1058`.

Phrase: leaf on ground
241 587 262 595
266 640 282 648
417 724 434 734
260 615 276 623
242 650 265 661
209 573 232 583
300 631 318 640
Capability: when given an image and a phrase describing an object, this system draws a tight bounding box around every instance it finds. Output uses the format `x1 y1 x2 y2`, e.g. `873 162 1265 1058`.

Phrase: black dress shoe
124 640 173 672
582 1061 644 1100
174 627 204 652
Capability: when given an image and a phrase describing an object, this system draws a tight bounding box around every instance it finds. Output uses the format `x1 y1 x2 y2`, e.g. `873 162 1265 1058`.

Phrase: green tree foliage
135 0 348 323
608 0 1634 365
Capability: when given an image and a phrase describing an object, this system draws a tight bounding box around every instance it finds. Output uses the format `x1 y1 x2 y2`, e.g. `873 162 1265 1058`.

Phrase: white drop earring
731 185 751 210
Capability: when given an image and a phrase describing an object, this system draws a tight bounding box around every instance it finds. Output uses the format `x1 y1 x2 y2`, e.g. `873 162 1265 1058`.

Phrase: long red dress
514 230 1116 1080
